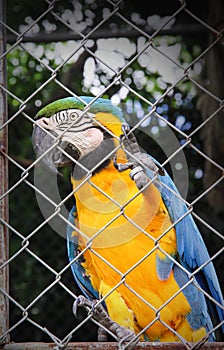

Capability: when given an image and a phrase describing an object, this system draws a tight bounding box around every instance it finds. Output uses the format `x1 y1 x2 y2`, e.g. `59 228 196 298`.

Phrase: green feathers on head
35 96 124 122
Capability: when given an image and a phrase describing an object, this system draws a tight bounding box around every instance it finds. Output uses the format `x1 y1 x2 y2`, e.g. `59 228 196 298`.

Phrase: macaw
32 96 224 344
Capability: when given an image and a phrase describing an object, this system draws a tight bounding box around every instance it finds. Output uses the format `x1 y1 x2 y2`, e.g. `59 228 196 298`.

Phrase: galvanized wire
0 0 224 349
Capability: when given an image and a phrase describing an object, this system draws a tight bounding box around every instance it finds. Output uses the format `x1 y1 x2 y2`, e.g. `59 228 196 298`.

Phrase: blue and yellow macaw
32 96 224 343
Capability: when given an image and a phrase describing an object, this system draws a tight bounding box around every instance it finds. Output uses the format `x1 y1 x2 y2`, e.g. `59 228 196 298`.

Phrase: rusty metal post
0 0 9 342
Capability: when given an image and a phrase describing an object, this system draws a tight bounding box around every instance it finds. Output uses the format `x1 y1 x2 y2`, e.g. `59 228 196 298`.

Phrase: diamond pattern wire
0 0 224 349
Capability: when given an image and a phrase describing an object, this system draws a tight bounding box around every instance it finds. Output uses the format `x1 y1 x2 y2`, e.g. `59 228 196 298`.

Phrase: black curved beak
32 125 80 175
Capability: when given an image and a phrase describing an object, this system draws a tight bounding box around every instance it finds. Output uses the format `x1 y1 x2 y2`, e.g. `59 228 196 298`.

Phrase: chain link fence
0 0 224 349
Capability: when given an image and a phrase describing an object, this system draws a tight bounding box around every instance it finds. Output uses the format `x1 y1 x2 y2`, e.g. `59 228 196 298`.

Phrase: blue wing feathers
156 254 174 280
173 264 214 340
66 205 99 300
146 156 224 333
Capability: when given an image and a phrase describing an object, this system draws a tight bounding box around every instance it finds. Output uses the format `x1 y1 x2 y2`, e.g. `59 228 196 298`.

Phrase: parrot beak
32 124 81 175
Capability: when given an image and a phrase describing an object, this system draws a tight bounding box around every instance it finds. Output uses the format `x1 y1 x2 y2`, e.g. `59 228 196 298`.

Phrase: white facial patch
36 109 104 157
36 109 95 131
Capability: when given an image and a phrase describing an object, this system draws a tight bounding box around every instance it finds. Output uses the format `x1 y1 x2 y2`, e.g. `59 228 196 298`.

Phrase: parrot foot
98 327 108 342
114 154 164 191
73 295 139 348
114 123 165 190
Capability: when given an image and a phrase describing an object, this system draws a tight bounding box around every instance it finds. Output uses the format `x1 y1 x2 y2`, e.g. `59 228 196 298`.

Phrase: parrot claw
97 327 108 342
72 295 139 348
113 157 133 172
121 122 130 138
113 157 150 190
72 295 93 316
118 124 165 177
115 125 165 190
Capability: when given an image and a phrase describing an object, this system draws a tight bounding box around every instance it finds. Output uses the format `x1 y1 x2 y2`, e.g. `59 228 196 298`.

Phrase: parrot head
32 96 126 176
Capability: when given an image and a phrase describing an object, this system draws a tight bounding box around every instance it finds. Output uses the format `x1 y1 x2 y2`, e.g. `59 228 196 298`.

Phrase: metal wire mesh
0 0 224 349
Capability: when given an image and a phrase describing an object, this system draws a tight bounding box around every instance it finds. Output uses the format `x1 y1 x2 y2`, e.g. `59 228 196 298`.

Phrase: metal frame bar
0 0 9 343
2 342 224 350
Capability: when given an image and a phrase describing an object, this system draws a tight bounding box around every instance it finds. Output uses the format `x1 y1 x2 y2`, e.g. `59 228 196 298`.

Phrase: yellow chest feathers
71 162 176 252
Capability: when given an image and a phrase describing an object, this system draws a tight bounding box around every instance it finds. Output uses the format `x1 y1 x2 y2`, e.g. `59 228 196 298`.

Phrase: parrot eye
69 111 79 121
